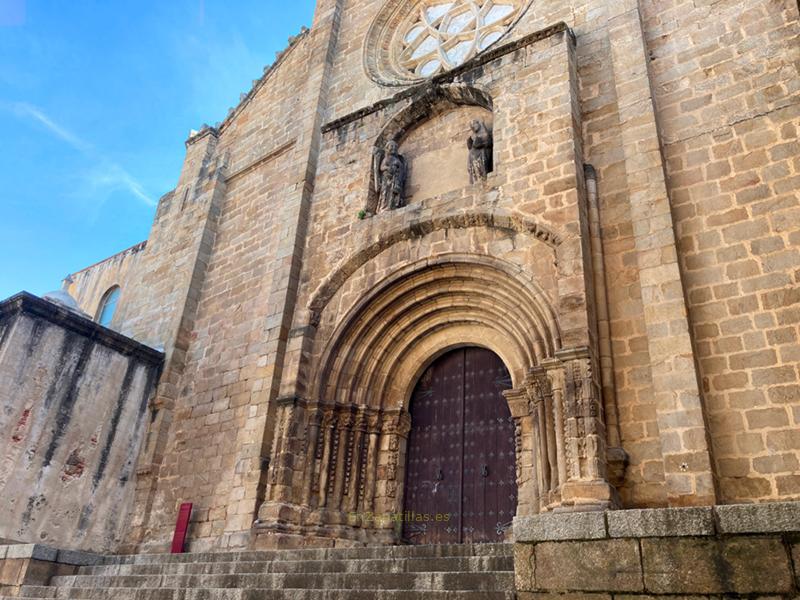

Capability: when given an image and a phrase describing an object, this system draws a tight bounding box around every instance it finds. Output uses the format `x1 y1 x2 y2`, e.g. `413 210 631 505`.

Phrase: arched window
96 286 121 327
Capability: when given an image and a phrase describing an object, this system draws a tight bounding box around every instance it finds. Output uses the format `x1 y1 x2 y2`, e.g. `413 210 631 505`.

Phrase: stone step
49 571 514 591
97 543 512 565
77 555 513 576
11 587 516 599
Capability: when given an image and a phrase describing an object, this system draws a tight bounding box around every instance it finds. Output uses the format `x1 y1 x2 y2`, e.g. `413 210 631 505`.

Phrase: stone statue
373 140 407 212
467 120 493 183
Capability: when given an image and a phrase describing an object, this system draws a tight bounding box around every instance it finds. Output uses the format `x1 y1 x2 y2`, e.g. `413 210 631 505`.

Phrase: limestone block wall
514 503 800 598
0 293 162 552
66 241 147 327
314 0 800 510
125 3 345 550
641 0 800 504
48 0 799 553
251 25 628 548
300 28 583 358
318 0 682 510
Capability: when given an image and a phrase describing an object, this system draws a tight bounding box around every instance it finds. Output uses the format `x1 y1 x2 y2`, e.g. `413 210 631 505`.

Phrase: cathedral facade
4 0 799 567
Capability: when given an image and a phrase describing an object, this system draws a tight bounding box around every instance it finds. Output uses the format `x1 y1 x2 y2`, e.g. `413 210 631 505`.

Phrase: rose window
401 2 521 77
365 0 532 86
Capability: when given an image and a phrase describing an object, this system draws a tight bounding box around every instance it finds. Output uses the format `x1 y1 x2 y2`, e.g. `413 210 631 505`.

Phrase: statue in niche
373 140 407 212
467 120 493 183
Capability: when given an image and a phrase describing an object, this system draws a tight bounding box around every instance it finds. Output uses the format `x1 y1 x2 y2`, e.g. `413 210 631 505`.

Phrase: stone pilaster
606 1 717 506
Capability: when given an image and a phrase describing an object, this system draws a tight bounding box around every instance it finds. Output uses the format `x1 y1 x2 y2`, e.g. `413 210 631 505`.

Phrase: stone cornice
322 21 573 134
0 292 164 367
68 240 147 278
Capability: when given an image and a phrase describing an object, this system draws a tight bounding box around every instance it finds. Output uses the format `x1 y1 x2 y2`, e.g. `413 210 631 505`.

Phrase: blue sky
0 0 315 299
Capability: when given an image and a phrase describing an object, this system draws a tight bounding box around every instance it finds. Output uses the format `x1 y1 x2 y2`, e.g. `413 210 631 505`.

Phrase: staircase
6 543 515 599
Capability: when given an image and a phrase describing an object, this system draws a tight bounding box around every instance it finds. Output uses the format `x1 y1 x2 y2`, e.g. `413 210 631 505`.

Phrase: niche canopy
365 0 532 86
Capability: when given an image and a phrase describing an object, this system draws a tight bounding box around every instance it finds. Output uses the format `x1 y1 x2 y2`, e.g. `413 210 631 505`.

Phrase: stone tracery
398 1 525 77
364 0 533 85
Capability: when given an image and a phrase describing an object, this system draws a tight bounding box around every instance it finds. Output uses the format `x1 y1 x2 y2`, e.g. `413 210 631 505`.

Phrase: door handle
481 465 489 478
436 468 444 481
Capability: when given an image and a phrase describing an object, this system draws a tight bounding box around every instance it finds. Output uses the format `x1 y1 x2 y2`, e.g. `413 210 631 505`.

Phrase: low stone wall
514 502 800 599
0 293 163 552
0 544 98 597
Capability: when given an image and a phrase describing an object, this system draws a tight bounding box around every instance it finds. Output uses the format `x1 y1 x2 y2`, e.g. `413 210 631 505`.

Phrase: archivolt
312 254 560 412
308 210 562 320
376 84 493 149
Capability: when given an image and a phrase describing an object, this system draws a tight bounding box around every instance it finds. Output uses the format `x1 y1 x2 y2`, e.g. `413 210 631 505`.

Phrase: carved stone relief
467 119 493 183
373 140 408 212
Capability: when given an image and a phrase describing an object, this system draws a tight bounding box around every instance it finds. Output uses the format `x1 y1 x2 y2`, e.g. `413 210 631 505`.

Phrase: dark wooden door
402 347 517 545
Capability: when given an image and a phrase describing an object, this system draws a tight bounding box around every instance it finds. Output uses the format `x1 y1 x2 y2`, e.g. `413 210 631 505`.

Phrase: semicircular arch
311 254 561 412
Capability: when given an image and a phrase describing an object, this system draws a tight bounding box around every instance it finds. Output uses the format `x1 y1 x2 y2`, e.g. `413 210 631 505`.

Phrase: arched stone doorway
403 346 517 545
256 255 620 548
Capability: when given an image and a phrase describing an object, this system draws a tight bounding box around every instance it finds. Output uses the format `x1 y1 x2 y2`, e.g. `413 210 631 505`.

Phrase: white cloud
12 102 92 153
4 101 157 207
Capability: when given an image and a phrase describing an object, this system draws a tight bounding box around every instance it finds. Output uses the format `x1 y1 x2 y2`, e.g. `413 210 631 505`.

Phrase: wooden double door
402 347 517 544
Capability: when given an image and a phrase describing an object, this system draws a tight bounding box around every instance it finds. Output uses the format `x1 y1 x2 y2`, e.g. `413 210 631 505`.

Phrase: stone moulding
323 21 573 134
307 213 563 319
0 292 164 367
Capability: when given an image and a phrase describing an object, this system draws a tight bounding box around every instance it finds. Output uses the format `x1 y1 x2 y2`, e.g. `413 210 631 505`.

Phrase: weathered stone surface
518 594 611 599
0 295 163 552
4 0 795 557
607 507 714 538
7 544 518 598
641 537 793 594
615 597 710 600
715 502 800 534
514 543 535 592
4 545 57 562
514 512 607 542
534 540 642 592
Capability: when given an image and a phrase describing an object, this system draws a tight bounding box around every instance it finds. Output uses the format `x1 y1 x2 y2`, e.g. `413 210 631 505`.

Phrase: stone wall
514 503 800 598
49 0 800 554
0 293 163 552
0 544 97 597
641 0 800 504
121 3 346 551
66 241 147 328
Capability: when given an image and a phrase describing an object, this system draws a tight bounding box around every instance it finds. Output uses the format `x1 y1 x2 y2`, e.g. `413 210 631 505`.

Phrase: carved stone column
512 347 619 514
344 409 367 513
265 396 307 504
360 410 382 515
316 406 336 509
301 405 323 506
374 410 411 518
330 408 354 509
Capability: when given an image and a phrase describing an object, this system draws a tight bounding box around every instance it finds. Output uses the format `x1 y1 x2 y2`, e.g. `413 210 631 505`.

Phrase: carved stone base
554 480 620 512
252 501 399 549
